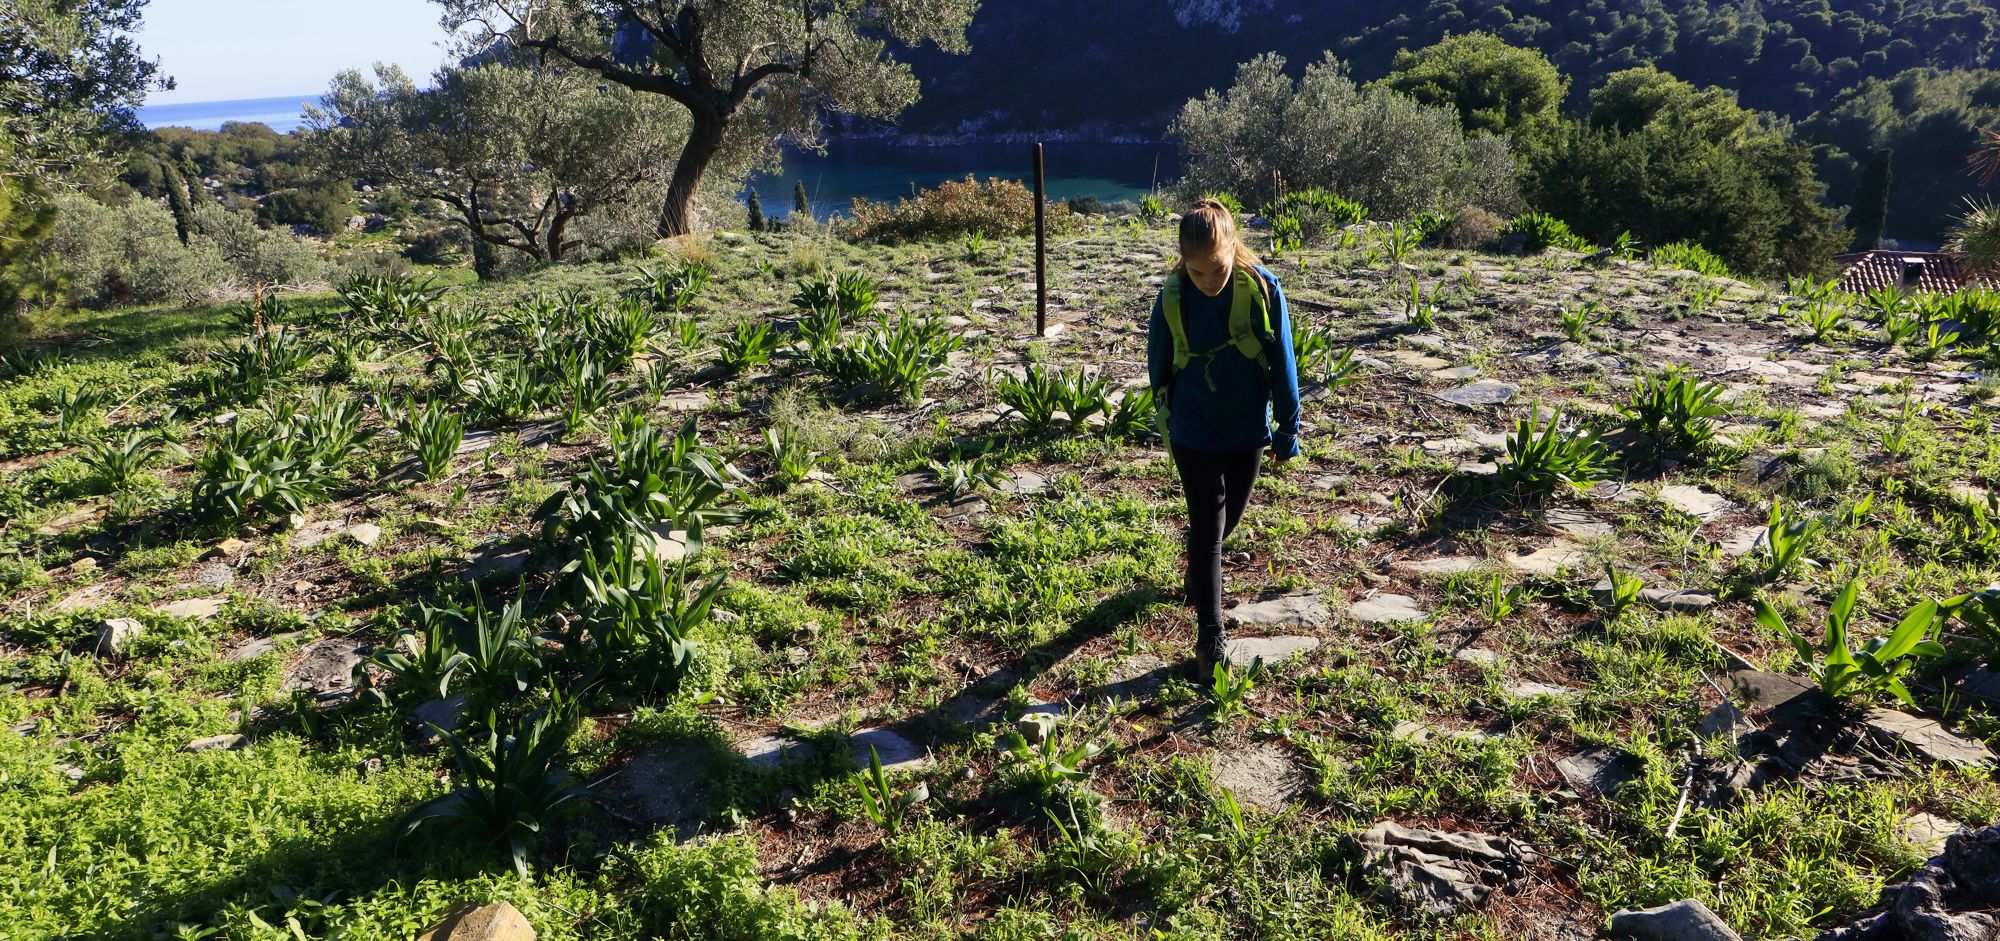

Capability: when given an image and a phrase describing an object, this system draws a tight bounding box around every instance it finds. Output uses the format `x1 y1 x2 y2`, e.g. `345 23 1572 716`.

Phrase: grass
3 220 2000 939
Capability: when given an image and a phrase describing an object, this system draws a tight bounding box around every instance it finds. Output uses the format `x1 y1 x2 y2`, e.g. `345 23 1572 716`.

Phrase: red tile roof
1833 251 1988 295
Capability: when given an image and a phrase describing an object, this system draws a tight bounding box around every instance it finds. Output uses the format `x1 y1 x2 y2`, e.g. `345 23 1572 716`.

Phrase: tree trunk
658 110 727 239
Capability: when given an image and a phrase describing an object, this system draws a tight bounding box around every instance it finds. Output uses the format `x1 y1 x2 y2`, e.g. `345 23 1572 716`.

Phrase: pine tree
1 167 60 330
1850 149 1893 251
794 181 810 218
746 188 766 231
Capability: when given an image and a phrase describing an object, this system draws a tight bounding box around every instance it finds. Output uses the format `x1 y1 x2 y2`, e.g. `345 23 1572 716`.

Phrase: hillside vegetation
6 217 2000 939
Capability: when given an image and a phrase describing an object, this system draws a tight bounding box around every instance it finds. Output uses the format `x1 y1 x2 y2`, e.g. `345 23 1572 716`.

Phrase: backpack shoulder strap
1161 272 1192 373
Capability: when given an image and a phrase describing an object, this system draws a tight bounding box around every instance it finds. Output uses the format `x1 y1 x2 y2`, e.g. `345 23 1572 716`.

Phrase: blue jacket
1147 265 1301 459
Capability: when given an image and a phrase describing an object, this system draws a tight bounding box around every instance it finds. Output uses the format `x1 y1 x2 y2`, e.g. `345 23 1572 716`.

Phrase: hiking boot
1192 624 1228 680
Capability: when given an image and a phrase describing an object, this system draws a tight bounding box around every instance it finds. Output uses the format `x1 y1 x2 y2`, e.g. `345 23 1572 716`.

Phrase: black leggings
1173 444 1263 644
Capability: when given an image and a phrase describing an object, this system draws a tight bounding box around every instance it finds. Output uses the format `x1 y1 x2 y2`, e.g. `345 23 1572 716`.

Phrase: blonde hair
1172 198 1268 304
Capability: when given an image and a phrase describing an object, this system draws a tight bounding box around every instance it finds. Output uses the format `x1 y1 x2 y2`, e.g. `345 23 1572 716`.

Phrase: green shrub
843 175 1074 243
1622 366 1725 453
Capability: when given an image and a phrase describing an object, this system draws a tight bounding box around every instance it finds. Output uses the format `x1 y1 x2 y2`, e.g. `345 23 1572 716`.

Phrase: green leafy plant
401 697 594 878
1321 345 1365 396
1104 386 1159 441
790 273 838 317
1801 298 1849 343
714 320 778 374
995 364 1109 434
762 427 823 490
627 260 711 314
960 230 988 262
1754 579 1947 707
1383 222 1422 266
1559 302 1604 343
1000 708 1108 797
1759 498 1827 582
1497 406 1611 496
1504 212 1589 254
396 398 465 482
1651 241 1733 278
927 447 1007 502
833 270 879 320
538 413 742 555
1601 564 1644 618
354 603 468 706
1483 573 1528 623
575 532 725 698
1920 319 1961 358
206 325 313 402
1208 658 1263 721
1880 308 1921 347
805 309 961 404
467 359 546 424
1622 366 1726 453
83 427 181 492
855 744 929 835
1138 194 1166 222
1403 276 1437 330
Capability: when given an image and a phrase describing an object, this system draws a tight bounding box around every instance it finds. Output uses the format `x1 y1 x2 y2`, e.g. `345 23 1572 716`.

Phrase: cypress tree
162 161 194 245
746 188 766 231
1850 150 1893 251
793 181 810 218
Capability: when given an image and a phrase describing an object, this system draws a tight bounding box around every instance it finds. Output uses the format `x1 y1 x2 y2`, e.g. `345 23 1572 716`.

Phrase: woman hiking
1147 198 1303 680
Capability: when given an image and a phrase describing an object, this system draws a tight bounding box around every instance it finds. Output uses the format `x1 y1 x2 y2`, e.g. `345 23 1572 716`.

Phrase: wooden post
1033 142 1047 337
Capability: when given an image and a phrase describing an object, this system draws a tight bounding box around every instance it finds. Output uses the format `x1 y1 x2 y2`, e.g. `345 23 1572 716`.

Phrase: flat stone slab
849 727 932 771
1504 542 1588 577
1346 822 1527 918
1208 742 1300 810
1697 702 1755 741
1589 580 1718 612
347 523 383 547
226 631 302 662
740 733 815 770
292 518 350 549
185 733 247 753
1544 508 1612 540
1557 747 1638 796
1904 812 1964 856
1431 381 1518 408
1608 899 1743 941
1347 594 1427 624
999 471 1049 495
1718 526 1767 557
1398 556 1484 575
192 563 235 590
1505 681 1578 701
1453 647 1501 666
1863 708 1994 768
466 546 532 581
1225 635 1321 669
1656 485 1734 522
284 639 368 700
659 392 709 412
1729 670 1816 711
155 598 226 620
1227 594 1332 631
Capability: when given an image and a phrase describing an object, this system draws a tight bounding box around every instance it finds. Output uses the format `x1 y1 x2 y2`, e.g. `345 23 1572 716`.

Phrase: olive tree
1173 53 1521 219
431 0 978 237
305 62 708 264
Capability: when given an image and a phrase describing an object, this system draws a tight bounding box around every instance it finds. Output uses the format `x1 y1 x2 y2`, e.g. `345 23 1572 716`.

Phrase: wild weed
1404 277 1437 330
1498 407 1611 496
856 744 929 834
1759 499 1826 582
575 531 726 697
626 260 711 314
1600 564 1643 618
403 696 593 878
84 427 181 493
1208 659 1263 721
354 603 468 706
762 427 823 490
397 399 465 481
1755 578 1947 707
1623 366 1725 453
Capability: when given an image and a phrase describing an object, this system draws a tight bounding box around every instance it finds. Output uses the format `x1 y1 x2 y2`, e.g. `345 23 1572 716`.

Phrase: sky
140 0 454 104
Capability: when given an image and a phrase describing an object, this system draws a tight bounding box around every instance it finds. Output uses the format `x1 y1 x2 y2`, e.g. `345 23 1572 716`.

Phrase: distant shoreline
138 94 320 133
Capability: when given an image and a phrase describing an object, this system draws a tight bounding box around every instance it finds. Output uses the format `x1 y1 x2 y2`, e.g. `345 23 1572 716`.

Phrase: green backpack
1155 267 1274 443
